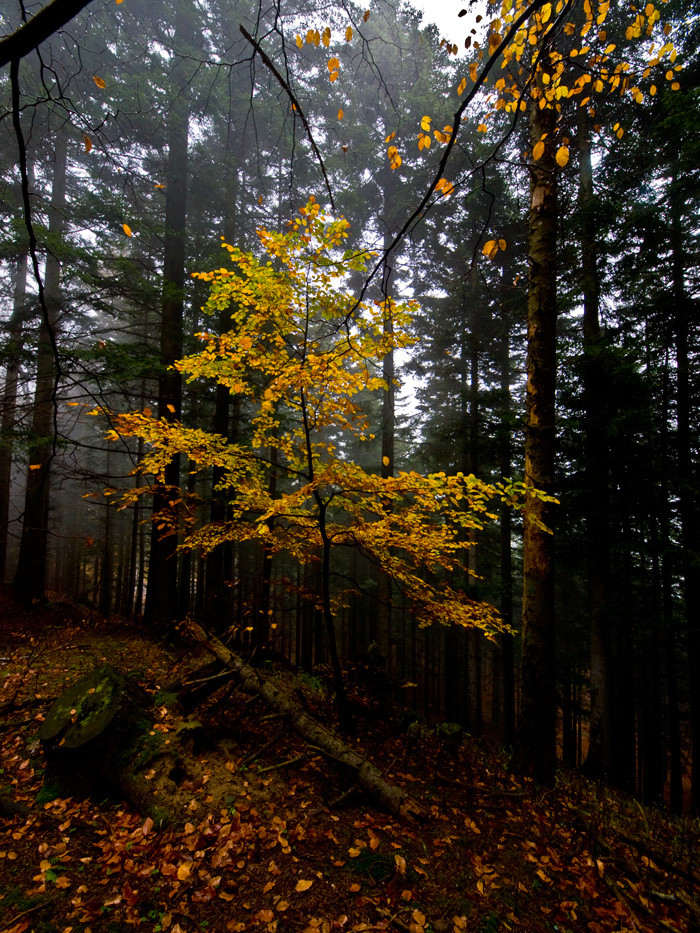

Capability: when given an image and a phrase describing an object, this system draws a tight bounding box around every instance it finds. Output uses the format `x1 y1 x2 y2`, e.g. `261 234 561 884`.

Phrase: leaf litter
0 589 697 933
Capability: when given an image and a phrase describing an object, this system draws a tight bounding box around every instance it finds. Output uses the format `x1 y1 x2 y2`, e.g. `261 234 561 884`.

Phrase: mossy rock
39 665 128 750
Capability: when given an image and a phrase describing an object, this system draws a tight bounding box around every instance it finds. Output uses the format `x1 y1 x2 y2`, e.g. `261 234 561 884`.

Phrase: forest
0 0 699 929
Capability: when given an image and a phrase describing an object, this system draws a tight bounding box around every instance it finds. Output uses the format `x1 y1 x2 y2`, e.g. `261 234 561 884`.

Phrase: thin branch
361 0 550 297
239 25 335 210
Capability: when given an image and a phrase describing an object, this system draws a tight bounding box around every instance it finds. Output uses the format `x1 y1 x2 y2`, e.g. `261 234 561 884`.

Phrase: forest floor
0 588 698 933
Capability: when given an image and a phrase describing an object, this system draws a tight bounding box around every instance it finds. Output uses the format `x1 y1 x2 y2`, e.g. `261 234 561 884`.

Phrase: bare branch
239 24 335 210
0 0 94 69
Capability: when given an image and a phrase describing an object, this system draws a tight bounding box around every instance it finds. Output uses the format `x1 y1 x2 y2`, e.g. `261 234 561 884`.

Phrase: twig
327 784 359 809
0 897 54 932
238 726 285 768
239 25 335 209
257 753 307 774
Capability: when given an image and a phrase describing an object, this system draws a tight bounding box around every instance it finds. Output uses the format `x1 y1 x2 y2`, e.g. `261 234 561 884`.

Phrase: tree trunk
14 132 67 600
670 165 700 810
0 222 29 580
577 109 613 781
144 4 192 625
512 93 558 786
497 261 515 746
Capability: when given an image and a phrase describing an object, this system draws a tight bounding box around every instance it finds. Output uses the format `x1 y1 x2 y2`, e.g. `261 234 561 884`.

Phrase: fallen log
183 619 425 820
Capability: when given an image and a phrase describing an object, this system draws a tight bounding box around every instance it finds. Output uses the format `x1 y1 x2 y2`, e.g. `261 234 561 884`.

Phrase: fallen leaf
177 861 193 881
295 879 313 892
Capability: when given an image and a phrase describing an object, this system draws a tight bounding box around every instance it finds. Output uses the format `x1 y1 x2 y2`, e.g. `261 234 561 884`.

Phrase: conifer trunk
577 109 613 781
14 132 67 600
144 4 191 624
670 166 700 810
513 95 558 786
0 222 28 580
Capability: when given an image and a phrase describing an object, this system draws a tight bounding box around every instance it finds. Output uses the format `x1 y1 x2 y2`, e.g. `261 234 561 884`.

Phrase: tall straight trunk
513 94 558 786
670 167 700 810
659 364 683 811
376 231 395 677
205 146 239 628
497 263 515 746
144 4 191 624
14 132 67 600
0 235 29 580
577 109 613 780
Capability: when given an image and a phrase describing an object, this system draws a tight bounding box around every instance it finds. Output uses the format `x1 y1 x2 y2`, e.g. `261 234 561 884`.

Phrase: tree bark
0 219 29 580
184 619 424 819
670 165 700 810
13 132 67 600
512 94 558 786
577 109 613 781
144 4 192 625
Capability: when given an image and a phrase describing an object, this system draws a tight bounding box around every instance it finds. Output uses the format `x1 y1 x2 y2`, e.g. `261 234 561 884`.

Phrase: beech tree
111 198 548 725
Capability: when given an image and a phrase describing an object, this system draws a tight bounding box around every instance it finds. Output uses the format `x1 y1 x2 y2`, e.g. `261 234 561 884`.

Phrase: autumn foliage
113 199 550 637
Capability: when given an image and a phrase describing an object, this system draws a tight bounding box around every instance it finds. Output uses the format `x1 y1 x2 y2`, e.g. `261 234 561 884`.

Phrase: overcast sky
407 0 475 50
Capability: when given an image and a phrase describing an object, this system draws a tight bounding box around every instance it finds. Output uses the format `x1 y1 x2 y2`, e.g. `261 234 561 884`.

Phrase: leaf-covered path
0 589 696 933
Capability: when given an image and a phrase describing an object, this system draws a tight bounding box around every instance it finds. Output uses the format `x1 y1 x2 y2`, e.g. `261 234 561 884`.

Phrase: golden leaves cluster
111 202 551 636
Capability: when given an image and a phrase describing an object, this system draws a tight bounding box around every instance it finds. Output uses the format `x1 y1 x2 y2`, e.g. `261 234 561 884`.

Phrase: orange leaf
363 9 370 21
84 135 92 153
555 145 569 167
123 223 132 237
532 140 545 160
346 26 353 41
93 75 106 88
177 861 193 881
338 108 344 119
295 879 313 892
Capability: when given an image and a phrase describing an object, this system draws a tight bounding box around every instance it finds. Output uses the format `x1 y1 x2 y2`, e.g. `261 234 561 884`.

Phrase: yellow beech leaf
322 27 331 47
93 75 106 88
555 145 569 167
469 62 478 81
457 77 467 95
296 34 303 48
177 862 193 881
482 240 498 258
420 115 431 132
338 108 344 119
395 854 407 874
385 131 395 143
382 456 390 466
346 26 353 41
498 238 507 251
532 140 545 160
295 879 313 892
122 223 132 237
